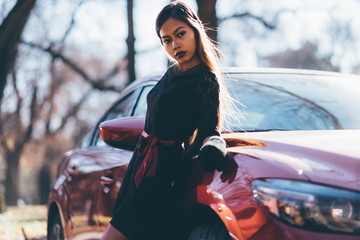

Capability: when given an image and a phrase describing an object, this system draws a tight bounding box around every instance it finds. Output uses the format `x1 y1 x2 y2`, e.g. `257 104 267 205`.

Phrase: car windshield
225 72 360 132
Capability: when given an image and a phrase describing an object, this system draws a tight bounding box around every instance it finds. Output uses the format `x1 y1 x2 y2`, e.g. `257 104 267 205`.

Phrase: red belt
134 131 179 188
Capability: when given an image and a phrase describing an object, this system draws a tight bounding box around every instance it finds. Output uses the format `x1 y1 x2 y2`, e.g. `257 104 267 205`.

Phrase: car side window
133 85 153 116
103 93 134 122
93 92 137 147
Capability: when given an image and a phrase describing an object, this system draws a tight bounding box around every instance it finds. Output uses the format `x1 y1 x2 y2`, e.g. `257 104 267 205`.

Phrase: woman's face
159 18 200 70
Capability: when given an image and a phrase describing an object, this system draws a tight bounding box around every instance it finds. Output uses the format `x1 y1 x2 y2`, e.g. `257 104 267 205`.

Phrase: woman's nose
172 40 180 49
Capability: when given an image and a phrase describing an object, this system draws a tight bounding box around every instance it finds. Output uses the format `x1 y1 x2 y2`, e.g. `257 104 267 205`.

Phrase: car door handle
66 165 78 181
100 176 114 187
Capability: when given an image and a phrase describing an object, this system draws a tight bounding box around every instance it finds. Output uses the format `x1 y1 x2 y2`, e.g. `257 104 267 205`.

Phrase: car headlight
252 179 360 234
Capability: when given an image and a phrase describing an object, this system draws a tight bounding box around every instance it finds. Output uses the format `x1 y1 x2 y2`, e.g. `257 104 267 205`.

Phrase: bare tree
0 0 36 102
196 0 218 42
326 18 356 72
127 0 136 83
0 73 38 205
196 0 276 43
266 41 338 72
0 0 37 205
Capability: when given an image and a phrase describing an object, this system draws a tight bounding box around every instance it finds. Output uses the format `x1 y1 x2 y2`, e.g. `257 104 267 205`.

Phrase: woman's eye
163 39 171 44
177 31 186 37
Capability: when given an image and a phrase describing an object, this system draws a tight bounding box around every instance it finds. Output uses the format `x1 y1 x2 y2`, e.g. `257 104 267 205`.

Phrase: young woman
101 1 229 239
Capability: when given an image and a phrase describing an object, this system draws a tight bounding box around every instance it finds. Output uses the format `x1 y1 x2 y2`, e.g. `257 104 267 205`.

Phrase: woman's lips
175 51 186 59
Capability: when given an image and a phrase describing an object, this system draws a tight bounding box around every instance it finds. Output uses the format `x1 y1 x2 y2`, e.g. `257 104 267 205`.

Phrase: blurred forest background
0 0 360 209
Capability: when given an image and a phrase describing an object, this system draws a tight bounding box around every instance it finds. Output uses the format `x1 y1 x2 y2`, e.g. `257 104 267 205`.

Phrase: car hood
224 130 360 192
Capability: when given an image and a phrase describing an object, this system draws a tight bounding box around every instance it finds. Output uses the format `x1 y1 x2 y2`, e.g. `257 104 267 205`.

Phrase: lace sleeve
184 72 221 157
197 72 220 138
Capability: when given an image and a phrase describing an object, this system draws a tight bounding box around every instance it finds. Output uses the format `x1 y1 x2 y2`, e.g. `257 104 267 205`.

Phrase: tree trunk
126 0 136 83
2 86 37 206
196 0 218 42
5 150 21 206
0 0 37 102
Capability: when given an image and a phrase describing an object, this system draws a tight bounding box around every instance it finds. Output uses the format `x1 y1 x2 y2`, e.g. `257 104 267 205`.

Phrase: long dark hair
156 1 237 132
156 2 221 74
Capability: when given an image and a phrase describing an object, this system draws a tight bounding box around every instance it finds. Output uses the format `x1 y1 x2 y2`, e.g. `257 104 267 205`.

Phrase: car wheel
48 212 64 240
187 221 231 240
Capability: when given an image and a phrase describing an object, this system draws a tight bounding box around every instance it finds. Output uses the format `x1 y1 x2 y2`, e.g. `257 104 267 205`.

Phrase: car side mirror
99 116 145 150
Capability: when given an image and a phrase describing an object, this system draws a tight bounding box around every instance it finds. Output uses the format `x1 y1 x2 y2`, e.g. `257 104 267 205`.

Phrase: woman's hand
197 136 227 173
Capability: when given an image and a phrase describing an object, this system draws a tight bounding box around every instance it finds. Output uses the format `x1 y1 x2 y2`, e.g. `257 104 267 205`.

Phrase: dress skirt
110 136 184 240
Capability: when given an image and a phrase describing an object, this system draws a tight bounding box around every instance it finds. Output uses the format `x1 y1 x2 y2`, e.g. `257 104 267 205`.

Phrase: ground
0 205 47 240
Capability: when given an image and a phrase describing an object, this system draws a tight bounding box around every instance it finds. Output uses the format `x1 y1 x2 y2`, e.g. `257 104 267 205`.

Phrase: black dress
110 63 220 240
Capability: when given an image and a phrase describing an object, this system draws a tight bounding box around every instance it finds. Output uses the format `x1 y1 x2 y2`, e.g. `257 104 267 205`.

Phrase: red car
47 68 360 240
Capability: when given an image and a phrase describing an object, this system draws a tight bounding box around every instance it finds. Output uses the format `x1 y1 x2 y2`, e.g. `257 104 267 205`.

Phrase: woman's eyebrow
161 26 186 39
173 26 185 34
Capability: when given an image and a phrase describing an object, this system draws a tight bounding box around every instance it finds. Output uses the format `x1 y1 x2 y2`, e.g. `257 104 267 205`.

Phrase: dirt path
0 205 47 240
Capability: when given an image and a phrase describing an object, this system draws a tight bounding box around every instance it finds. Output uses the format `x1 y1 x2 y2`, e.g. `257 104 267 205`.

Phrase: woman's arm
186 72 227 172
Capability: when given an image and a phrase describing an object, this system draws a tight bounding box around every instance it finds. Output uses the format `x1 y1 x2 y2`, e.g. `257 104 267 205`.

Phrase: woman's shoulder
167 63 219 87
202 69 217 82
198 68 219 87
156 67 173 83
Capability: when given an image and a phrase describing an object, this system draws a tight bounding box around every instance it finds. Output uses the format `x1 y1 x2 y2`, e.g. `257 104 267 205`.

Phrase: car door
66 88 143 239
65 150 105 238
95 84 154 233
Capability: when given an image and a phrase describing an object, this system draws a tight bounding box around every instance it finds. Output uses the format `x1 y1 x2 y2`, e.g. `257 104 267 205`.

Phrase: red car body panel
48 148 132 239
192 130 360 240
225 130 360 191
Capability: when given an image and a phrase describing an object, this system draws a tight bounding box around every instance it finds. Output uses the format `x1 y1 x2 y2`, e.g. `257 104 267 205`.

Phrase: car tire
187 221 232 240
47 212 64 240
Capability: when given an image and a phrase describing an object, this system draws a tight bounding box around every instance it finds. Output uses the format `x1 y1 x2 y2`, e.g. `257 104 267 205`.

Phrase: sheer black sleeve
184 72 221 157
197 72 220 138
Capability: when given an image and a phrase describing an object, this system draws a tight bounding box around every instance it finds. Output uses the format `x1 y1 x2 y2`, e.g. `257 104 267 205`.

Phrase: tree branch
20 40 123 92
11 68 21 107
100 64 121 82
52 91 91 136
23 85 37 143
59 0 89 45
11 69 23 124
43 58 59 135
0 0 37 101
219 12 276 29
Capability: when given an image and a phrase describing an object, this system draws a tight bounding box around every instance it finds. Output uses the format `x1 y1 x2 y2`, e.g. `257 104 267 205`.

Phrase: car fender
196 178 268 240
